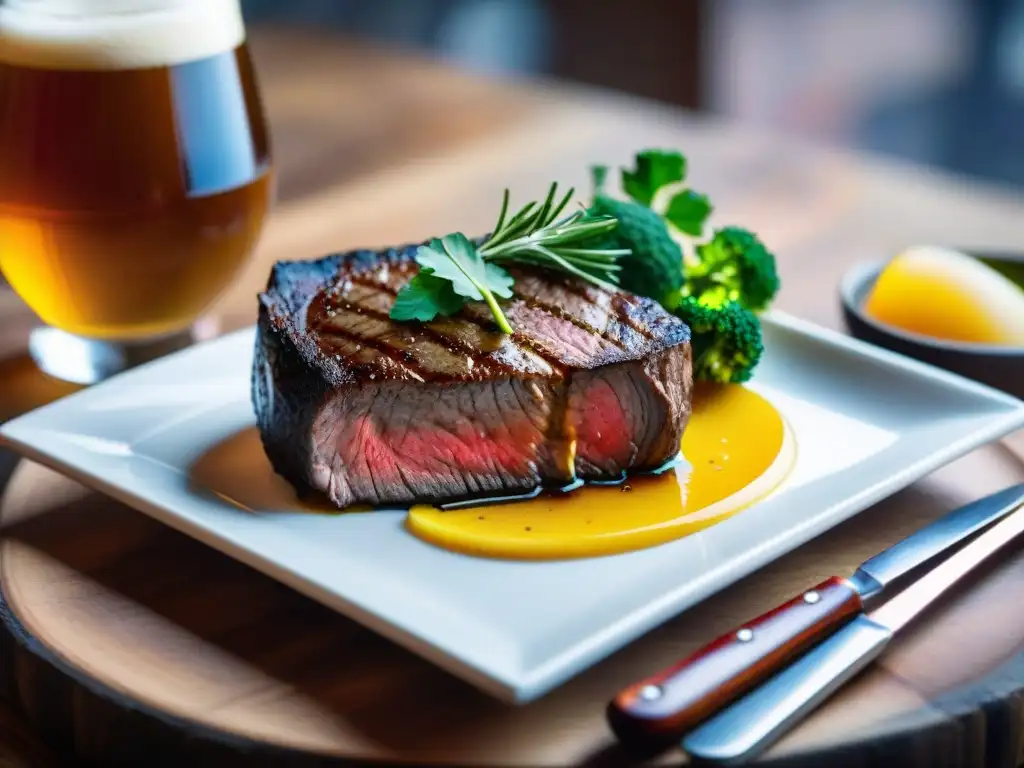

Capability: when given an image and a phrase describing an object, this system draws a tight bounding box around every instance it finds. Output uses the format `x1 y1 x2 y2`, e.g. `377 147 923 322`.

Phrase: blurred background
240 0 1024 189
4 0 1024 361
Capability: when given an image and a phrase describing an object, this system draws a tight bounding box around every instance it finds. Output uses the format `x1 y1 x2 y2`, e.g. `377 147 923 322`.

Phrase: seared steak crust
253 242 693 509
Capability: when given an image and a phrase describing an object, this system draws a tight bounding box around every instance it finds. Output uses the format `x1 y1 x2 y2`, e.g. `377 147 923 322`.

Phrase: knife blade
606 483 1024 751
682 497 1024 764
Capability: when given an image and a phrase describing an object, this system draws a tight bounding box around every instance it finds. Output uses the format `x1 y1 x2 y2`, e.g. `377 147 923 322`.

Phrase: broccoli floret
587 165 684 303
589 194 684 302
674 297 764 384
682 226 780 312
589 179 684 309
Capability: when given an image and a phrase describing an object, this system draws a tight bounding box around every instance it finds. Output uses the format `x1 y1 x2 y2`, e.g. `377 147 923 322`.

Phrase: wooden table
2 26 1024 767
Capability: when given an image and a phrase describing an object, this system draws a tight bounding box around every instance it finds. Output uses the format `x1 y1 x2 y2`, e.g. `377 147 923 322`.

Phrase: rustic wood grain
1 25 1024 768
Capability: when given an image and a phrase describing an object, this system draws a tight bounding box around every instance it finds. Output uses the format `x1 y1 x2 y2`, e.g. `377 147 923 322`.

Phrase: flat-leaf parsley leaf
621 149 685 206
389 272 466 323
412 232 515 333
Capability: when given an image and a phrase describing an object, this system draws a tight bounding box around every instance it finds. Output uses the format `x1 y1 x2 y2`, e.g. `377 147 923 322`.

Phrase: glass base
28 318 220 385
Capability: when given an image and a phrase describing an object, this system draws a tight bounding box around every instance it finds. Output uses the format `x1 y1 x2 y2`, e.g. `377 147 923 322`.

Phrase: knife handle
682 614 893 763
606 576 863 751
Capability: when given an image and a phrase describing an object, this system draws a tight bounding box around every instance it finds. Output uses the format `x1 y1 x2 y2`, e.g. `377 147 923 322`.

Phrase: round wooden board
2 439 1024 767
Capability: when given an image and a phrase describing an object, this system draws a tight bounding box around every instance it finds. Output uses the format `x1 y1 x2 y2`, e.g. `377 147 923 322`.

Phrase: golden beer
0 0 272 341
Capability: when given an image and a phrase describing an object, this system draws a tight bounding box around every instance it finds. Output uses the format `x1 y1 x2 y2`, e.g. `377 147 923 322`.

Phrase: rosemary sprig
389 183 629 332
480 183 626 291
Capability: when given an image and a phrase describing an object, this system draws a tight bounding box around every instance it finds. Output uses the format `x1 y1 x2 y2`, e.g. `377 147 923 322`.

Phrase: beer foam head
0 0 245 70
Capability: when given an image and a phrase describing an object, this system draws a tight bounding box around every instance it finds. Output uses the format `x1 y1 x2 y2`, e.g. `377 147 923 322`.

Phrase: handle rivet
736 628 754 642
803 590 821 604
638 684 663 701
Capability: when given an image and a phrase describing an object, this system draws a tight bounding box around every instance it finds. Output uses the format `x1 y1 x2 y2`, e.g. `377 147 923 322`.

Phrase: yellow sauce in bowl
863 246 1024 345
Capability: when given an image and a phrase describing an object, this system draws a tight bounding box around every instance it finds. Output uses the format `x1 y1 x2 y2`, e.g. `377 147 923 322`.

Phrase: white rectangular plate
3 311 1023 704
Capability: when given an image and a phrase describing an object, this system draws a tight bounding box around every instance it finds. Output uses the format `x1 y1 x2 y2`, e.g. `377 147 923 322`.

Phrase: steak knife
683 497 1024 764
607 483 1024 751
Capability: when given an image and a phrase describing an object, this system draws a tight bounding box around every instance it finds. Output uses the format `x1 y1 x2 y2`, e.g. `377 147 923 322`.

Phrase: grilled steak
252 243 693 509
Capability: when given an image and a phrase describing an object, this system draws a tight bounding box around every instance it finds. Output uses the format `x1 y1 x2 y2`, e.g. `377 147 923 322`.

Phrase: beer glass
0 0 272 383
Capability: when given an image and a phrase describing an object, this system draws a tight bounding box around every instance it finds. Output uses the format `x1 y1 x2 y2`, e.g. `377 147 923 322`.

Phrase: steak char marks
253 243 693 509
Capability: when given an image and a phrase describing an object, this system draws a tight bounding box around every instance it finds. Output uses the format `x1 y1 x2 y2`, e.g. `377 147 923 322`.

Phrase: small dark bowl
840 251 1024 400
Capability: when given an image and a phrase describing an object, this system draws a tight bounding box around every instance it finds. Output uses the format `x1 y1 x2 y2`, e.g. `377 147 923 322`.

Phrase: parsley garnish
389 183 628 332
663 189 713 236
618 149 713 237
390 270 472 324
621 149 686 206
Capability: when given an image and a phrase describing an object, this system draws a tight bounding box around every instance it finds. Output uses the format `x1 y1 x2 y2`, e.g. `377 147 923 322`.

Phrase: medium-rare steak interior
252 243 694 509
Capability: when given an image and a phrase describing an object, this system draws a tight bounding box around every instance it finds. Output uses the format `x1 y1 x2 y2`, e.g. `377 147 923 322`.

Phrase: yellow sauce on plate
406 383 795 559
